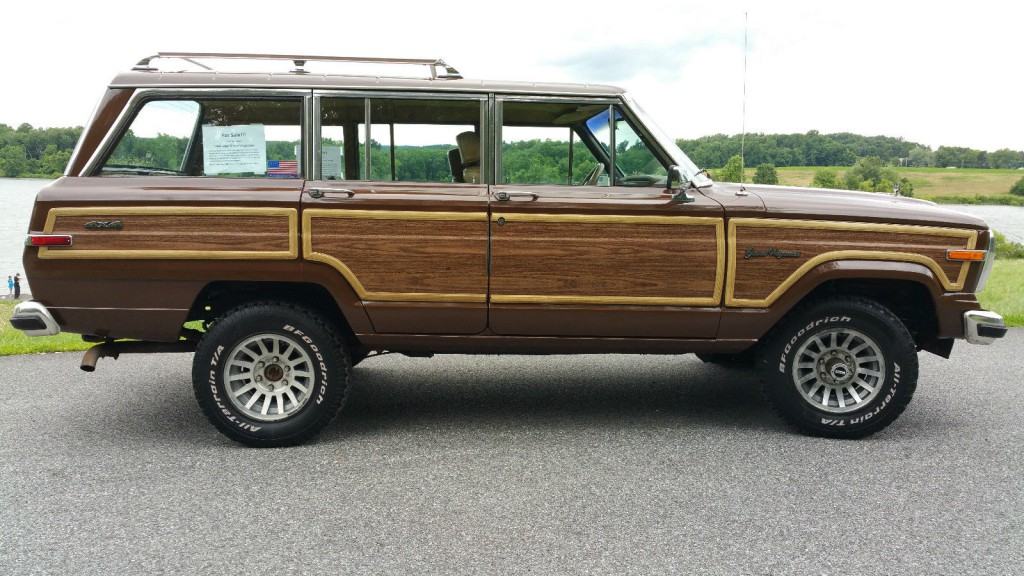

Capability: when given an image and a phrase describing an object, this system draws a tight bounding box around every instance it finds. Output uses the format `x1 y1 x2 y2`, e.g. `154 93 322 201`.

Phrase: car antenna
739 10 748 194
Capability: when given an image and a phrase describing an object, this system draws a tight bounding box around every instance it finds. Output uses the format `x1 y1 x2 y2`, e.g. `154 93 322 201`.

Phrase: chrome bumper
9 301 61 337
964 310 1007 345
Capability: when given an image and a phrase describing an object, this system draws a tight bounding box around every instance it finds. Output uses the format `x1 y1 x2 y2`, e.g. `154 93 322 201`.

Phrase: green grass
750 166 1024 201
979 260 1024 327
0 300 92 356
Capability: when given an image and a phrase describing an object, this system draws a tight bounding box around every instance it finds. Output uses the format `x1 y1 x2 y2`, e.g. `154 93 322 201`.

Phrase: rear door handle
308 187 355 199
495 191 538 202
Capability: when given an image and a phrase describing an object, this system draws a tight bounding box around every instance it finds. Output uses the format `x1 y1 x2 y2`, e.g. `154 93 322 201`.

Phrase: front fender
719 259 973 340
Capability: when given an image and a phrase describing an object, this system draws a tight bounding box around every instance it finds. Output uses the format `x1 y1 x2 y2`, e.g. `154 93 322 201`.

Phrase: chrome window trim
109 82 623 98
495 94 619 105
608 105 616 184
305 94 315 180
82 87 312 177
312 90 488 184
312 89 488 101
364 98 372 179
493 95 624 186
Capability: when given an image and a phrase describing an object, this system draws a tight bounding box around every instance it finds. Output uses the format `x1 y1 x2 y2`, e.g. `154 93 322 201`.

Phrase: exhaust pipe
80 341 195 372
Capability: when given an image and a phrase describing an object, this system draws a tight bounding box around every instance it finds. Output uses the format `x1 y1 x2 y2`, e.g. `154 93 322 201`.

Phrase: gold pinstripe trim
491 212 725 307
725 218 979 308
302 209 488 303
39 206 298 260
307 209 487 222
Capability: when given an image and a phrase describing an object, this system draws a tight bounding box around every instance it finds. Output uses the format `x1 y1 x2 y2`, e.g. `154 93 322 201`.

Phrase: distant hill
677 131 1024 170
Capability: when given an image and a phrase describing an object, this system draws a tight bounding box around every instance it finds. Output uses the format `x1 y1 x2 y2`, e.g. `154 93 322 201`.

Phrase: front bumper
9 301 61 337
964 310 1007 345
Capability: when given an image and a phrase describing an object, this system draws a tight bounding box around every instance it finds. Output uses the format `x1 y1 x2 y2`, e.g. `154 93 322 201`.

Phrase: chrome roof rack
132 52 463 79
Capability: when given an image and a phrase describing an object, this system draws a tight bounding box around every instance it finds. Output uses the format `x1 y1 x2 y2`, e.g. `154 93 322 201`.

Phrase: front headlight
976 230 996 292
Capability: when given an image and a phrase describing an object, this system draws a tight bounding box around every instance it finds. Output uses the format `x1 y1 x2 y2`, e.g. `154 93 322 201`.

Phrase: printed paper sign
322 146 343 179
202 124 267 175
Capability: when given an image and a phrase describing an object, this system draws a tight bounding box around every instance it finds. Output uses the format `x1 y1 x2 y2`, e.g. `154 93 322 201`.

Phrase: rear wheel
192 302 350 447
758 297 918 438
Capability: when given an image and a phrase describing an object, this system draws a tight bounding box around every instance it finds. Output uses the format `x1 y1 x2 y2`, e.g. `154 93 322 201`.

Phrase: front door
301 93 490 334
488 98 724 338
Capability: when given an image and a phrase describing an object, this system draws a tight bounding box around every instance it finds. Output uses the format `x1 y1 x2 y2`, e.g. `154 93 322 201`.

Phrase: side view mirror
666 165 695 204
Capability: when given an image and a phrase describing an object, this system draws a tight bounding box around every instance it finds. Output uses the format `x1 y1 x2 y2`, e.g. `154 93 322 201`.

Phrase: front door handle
308 187 355 199
495 191 539 202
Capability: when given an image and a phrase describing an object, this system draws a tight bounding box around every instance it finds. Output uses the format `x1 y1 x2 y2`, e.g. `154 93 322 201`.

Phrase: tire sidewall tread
191 301 350 447
759 296 919 439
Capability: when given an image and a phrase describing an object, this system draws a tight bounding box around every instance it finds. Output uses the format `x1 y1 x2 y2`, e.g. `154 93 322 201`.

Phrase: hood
707 183 990 230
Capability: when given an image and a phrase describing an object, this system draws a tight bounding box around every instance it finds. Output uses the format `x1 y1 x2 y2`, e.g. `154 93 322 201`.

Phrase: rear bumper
9 301 61 337
963 310 1007 345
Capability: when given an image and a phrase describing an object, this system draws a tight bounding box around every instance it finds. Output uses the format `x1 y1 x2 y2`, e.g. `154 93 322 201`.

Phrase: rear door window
318 96 484 183
98 98 303 178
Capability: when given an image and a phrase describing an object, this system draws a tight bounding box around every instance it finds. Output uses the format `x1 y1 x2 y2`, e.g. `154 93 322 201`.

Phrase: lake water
0 178 49 294
2 178 1023 298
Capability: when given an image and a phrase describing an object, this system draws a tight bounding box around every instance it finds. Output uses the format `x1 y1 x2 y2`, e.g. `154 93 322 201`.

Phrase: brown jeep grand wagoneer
11 52 1006 446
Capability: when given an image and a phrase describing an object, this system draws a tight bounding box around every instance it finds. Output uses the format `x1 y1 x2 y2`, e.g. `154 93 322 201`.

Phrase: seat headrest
456 131 480 165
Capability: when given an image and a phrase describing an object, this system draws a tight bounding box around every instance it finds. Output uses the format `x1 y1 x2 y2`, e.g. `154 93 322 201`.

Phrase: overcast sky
1 0 1020 151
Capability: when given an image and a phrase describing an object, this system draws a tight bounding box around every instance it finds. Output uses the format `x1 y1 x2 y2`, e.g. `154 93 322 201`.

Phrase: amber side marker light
946 249 987 262
26 234 73 247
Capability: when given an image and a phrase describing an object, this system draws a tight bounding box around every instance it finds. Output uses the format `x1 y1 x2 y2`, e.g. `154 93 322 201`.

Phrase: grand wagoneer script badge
744 247 801 259
84 220 123 230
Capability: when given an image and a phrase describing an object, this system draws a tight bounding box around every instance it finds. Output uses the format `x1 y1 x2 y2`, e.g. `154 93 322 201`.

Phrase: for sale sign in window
202 124 267 175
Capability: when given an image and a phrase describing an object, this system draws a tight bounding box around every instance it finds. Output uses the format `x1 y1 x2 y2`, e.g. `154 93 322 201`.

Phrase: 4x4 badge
744 247 801 259
84 220 123 230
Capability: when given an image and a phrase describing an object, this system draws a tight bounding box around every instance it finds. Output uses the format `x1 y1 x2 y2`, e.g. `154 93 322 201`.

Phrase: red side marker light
27 234 73 247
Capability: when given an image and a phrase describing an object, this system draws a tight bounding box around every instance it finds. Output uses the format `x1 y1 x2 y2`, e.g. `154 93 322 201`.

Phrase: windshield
622 93 712 187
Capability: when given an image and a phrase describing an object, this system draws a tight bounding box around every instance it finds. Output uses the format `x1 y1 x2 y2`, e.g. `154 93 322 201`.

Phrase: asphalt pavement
1 332 1022 575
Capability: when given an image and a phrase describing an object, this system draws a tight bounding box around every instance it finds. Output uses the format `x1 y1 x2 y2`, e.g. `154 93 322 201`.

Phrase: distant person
6 275 11 297
13 274 21 300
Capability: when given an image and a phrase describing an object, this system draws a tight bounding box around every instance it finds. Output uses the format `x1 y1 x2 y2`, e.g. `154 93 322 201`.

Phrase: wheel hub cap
792 328 885 414
223 333 315 422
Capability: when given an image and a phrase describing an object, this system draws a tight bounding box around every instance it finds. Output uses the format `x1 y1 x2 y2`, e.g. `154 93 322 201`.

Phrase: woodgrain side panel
304 210 489 303
728 218 978 307
39 206 298 259
490 214 724 306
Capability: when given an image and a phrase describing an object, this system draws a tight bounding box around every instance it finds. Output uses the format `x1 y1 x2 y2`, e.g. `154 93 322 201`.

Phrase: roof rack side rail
132 52 463 79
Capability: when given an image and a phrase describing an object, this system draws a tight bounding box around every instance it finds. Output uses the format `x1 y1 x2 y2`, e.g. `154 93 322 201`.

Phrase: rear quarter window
98 98 303 178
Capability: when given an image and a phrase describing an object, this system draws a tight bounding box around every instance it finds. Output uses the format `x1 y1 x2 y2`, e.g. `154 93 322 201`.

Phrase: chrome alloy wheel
223 334 316 422
792 328 886 414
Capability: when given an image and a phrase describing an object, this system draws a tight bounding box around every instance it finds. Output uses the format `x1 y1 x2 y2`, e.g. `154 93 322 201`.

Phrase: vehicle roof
109 71 626 97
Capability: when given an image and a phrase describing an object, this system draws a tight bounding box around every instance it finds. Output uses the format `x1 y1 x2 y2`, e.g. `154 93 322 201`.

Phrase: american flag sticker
267 160 299 177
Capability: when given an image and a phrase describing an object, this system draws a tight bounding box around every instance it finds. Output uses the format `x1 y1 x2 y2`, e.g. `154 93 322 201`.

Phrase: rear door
302 92 490 334
488 97 724 338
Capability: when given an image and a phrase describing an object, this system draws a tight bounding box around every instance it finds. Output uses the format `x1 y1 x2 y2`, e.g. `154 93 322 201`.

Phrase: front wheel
758 297 919 439
192 302 350 447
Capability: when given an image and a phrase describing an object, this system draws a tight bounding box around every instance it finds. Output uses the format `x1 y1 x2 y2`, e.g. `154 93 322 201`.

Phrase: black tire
192 301 350 447
758 296 918 439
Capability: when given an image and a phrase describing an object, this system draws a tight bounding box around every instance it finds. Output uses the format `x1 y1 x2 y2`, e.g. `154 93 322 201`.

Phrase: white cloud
0 0 1020 150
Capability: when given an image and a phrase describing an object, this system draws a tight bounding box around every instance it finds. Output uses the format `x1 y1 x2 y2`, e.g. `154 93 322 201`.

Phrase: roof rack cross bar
132 52 463 79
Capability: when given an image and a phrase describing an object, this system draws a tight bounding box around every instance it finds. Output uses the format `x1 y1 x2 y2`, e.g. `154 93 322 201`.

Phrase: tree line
677 131 1024 170
3 122 1022 179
